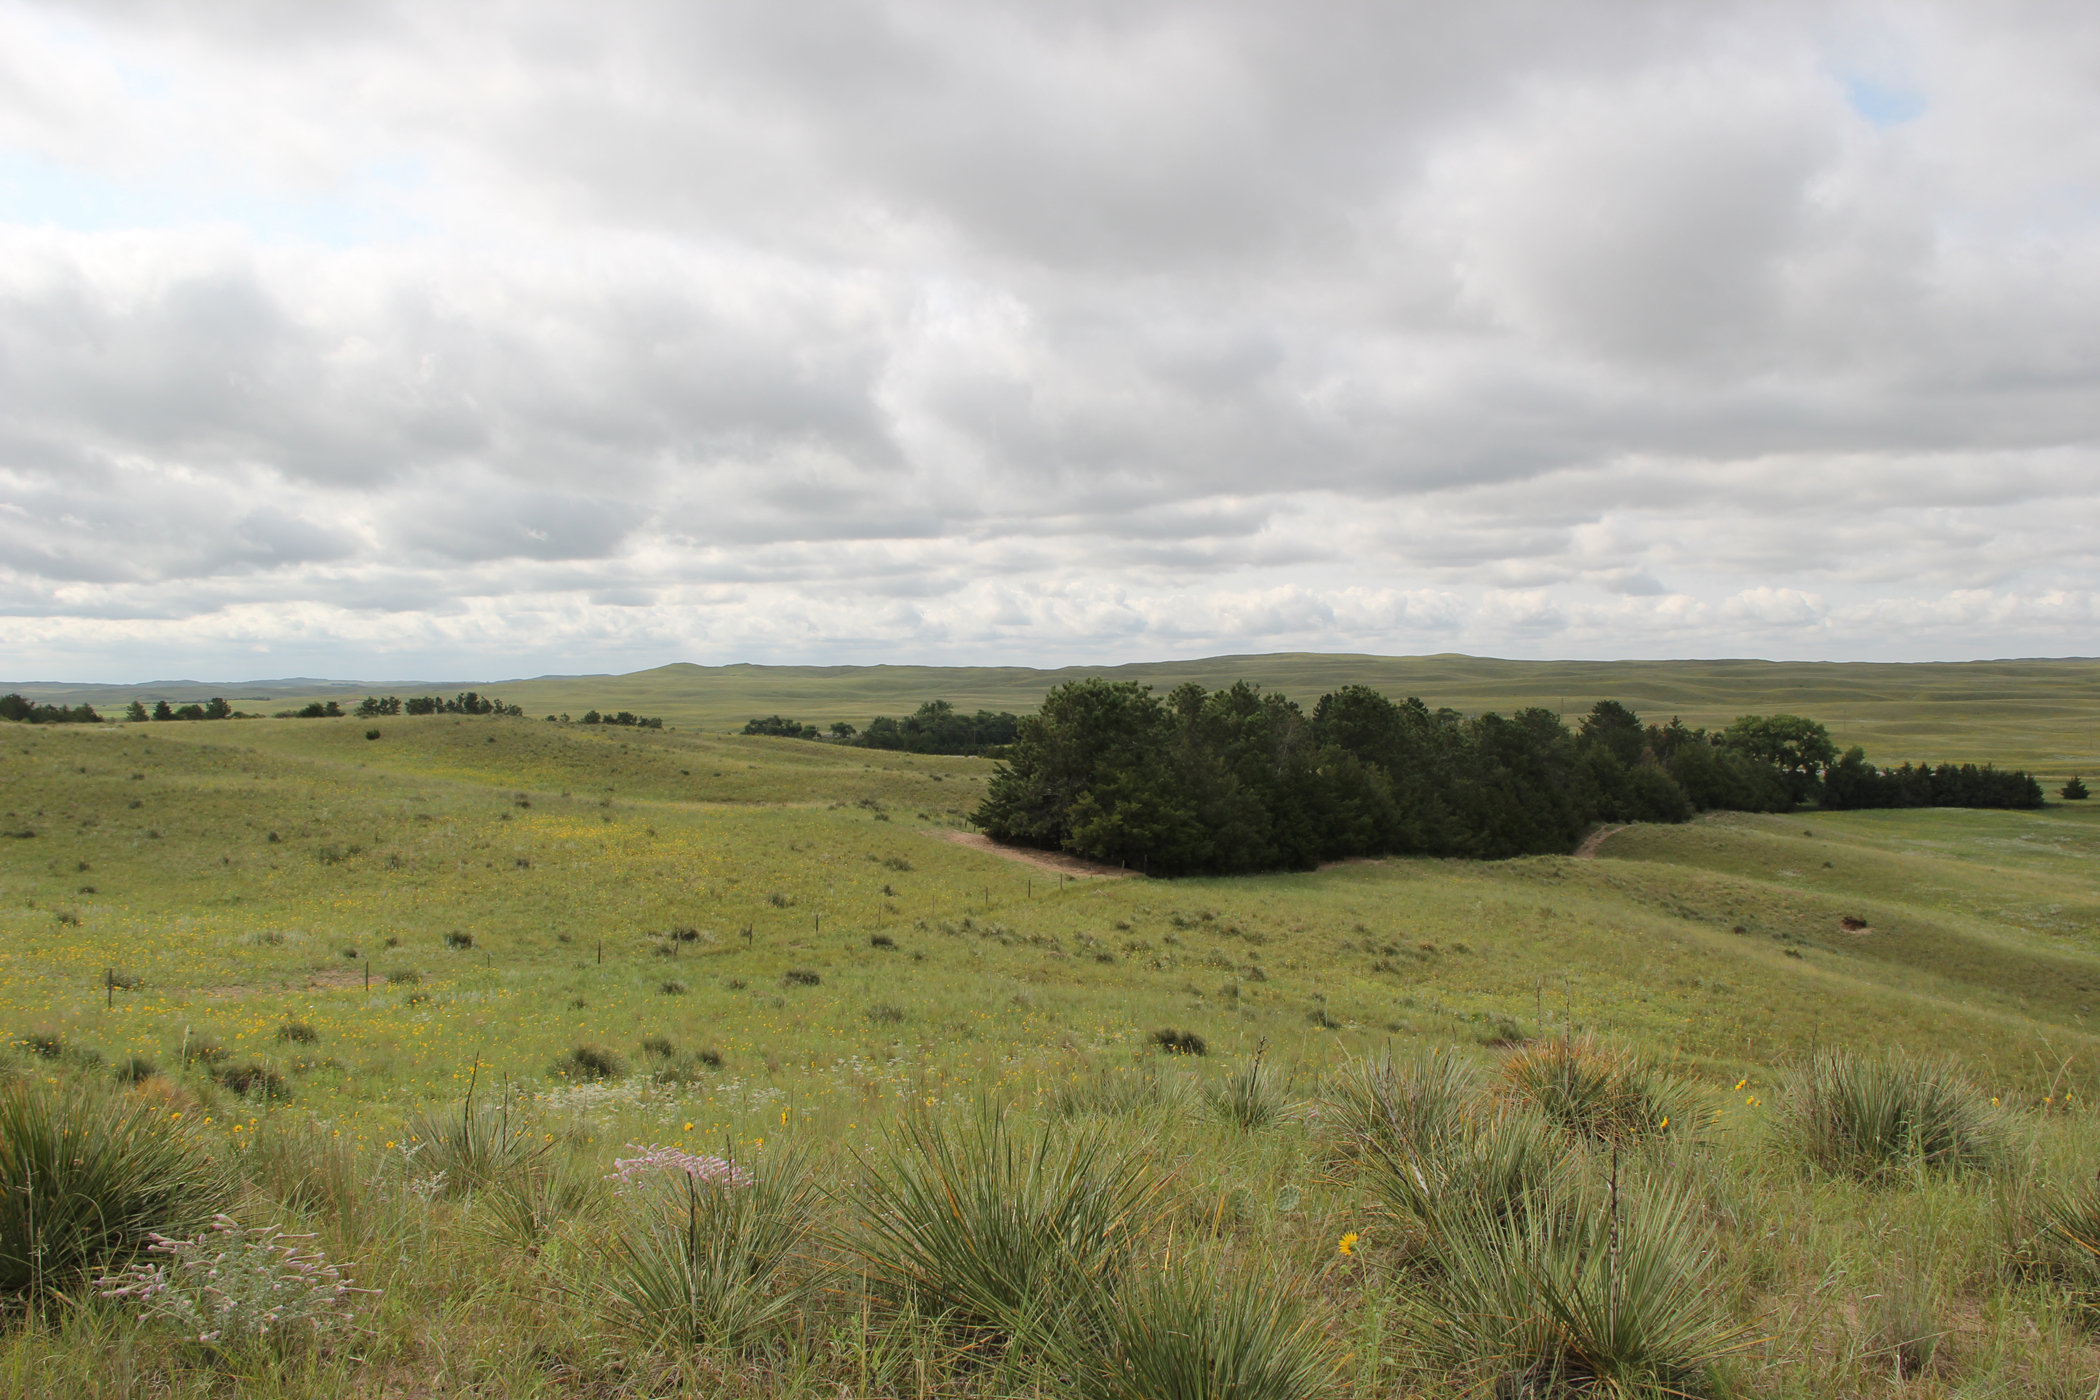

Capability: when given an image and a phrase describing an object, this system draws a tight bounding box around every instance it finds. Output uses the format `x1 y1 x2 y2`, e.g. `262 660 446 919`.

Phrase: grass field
15 650 2100 776
5 707 2100 1396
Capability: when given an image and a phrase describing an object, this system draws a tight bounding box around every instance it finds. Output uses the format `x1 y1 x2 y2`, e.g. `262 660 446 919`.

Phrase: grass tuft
1778 1048 2001 1180
1073 1256 1337 1400
1499 1033 1696 1146
552 1044 626 1082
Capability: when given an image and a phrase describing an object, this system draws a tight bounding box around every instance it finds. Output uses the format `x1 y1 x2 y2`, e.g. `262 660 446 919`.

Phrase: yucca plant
1071 1256 1338 1400
1325 1046 1480 1162
401 1075 549 1198
854 1104 1167 1339
1411 1171 1746 1397
1360 1107 1562 1244
1500 1034 1696 1147
0 1076 228 1296
600 1147 826 1354
1779 1049 2000 1180
1208 1048 1290 1132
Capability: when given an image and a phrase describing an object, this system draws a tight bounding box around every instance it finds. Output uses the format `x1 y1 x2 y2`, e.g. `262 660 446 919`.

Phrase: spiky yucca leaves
1779 1049 2000 1180
401 1098 549 1197
854 1104 1167 1340
1359 1107 1563 1245
0 1077 228 1295
599 1148 826 1354
1053 1066 1196 1120
1071 1257 1338 1400
1208 1052 1290 1132
1411 1172 1745 1398
1325 1047 1480 1162
1500 1035 1697 1147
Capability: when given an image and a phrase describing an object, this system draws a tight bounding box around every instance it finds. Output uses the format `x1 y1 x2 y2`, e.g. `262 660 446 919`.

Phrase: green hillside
19 652 2095 777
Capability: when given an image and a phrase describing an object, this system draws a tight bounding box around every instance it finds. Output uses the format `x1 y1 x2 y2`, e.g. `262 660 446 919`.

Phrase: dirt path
1573 824 1627 859
937 830 1135 879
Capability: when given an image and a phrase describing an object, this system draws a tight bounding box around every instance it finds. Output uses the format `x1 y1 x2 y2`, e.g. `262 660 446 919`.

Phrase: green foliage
0 1077 228 1295
854 1106 1164 1337
855 699 1020 755
2062 775 2090 800
599 1149 825 1353
1052 1067 1196 1119
1325 1047 1482 1164
1824 745 2045 810
1359 1107 1563 1243
0 693 102 725
1072 1257 1337 1400
551 1044 625 1082
402 1099 549 1197
1150 1028 1208 1056
1778 1049 2001 1180
1498 1035 1696 1147
1207 1051 1289 1132
1409 1175 1745 1397
743 714 820 738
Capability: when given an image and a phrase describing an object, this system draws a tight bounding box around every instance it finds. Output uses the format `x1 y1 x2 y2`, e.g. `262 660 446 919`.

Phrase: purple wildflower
607 1143 752 1193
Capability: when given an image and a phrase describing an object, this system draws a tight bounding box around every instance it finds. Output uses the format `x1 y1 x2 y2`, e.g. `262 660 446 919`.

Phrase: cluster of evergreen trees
853 700 1020 755
971 679 2045 876
572 709 662 728
1823 750 2044 809
0 694 104 724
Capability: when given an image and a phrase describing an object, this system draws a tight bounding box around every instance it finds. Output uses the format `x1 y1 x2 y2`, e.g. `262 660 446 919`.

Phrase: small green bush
1411 1174 1745 1396
216 1063 290 1100
854 1106 1165 1337
1499 1034 1696 1146
444 930 474 950
0 1078 228 1295
1326 1047 1481 1162
600 1148 825 1353
277 1021 319 1045
552 1044 626 1082
782 969 821 987
112 1056 158 1085
1151 1029 1207 1056
1073 1256 1336 1400
1779 1049 2000 1179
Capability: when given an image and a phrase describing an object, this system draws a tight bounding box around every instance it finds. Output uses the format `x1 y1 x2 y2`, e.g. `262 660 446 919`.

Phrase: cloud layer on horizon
2 1 2098 679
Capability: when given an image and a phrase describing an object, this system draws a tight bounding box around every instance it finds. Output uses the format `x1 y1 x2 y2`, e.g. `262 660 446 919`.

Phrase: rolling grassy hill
17 651 2099 776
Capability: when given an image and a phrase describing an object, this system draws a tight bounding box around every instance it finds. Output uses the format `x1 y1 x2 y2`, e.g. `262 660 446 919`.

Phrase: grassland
5 709 2100 1396
17 650 2100 775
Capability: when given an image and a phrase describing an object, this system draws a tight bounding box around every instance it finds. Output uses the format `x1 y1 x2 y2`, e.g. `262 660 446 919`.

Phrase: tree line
741 700 1021 753
970 679 2045 876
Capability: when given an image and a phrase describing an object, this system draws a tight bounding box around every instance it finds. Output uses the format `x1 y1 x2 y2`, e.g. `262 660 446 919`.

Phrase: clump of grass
182 1037 226 1067
1053 1067 1196 1120
112 1056 158 1085
1499 1033 1695 1146
600 1148 826 1354
1778 1048 2000 1180
1071 1256 1337 1400
1409 1172 1745 1396
386 969 422 987
1208 1048 1289 1132
782 969 821 987
552 1044 626 1082
1360 1108 1562 1243
277 1021 319 1045
21 1032 66 1061
403 1097 549 1197
866 1003 906 1025
1151 1029 1207 1057
215 1063 290 1100
1326 1047 1481 1162
660 979 689 996
870 934 897 949
854 1105 1165 1338
444 930 474 949
641 1035 676 1060
0 1077 228 1295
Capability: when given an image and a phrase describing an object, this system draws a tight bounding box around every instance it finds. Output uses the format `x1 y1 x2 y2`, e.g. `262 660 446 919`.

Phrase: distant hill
7 652 2098 775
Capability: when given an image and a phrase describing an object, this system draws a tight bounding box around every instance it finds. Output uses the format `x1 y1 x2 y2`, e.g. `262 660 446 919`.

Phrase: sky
2 1 2098 682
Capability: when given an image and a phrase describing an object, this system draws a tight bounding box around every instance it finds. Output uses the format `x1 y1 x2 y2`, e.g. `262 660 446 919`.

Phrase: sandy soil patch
937 830 1135 879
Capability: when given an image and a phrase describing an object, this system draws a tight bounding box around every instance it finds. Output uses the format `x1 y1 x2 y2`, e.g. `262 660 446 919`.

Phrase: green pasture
16 650 2100 774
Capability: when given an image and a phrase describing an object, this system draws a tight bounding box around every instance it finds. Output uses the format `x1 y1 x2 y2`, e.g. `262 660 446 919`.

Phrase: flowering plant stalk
95 1214 376 1344
607 1143 752 1193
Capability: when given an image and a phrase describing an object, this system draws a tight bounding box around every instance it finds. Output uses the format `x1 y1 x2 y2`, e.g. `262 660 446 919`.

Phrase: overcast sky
2 1 2097 681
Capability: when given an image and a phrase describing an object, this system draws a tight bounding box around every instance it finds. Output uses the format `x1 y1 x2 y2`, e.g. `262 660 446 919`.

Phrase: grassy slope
5 712 2098 1132
17 652 2100 774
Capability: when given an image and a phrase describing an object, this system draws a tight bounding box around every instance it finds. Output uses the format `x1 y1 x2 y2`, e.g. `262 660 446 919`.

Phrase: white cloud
0 0 2097 679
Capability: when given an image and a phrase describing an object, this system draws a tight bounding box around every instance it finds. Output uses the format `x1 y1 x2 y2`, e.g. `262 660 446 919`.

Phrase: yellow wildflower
1337 1232 1359 1256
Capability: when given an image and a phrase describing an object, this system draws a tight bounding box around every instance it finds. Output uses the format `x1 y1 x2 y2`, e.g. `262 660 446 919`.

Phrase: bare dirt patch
195 967 371 999
1574 825 1627 860
937 830 1135 879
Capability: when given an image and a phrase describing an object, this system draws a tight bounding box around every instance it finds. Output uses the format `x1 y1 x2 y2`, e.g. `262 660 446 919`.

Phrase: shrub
277 1021 319 1045
183 1038 226 1067
386 970 421 987
1150 1029 1207 1056
1411 1174 1746 1396
1499 1034 1695 1145
113 1056 158 1085
600 1147 825 1354
660 979 689 996
1778 1049 2000 1180
444 930 474 950
552 1044 626 1082
870 934 897 949
1326 1047 1481 1162
1208 1052 1289 1132
216 1063 290 1100
640 1036 676 1059
854 1106 1165 1337
22 1031 65 1061
2062 776 2089 800
0 1077 227 1295
402 1098 549 1196
1072 1257 1337 1400
95 1215 372 1343
782 969 821 987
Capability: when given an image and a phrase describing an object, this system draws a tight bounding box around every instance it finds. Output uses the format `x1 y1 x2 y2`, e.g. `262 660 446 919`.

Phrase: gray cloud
1 0 2097 678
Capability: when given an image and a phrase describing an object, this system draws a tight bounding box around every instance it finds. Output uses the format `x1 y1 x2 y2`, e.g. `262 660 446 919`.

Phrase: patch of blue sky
0 150 430 245
1842 76 1926 127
